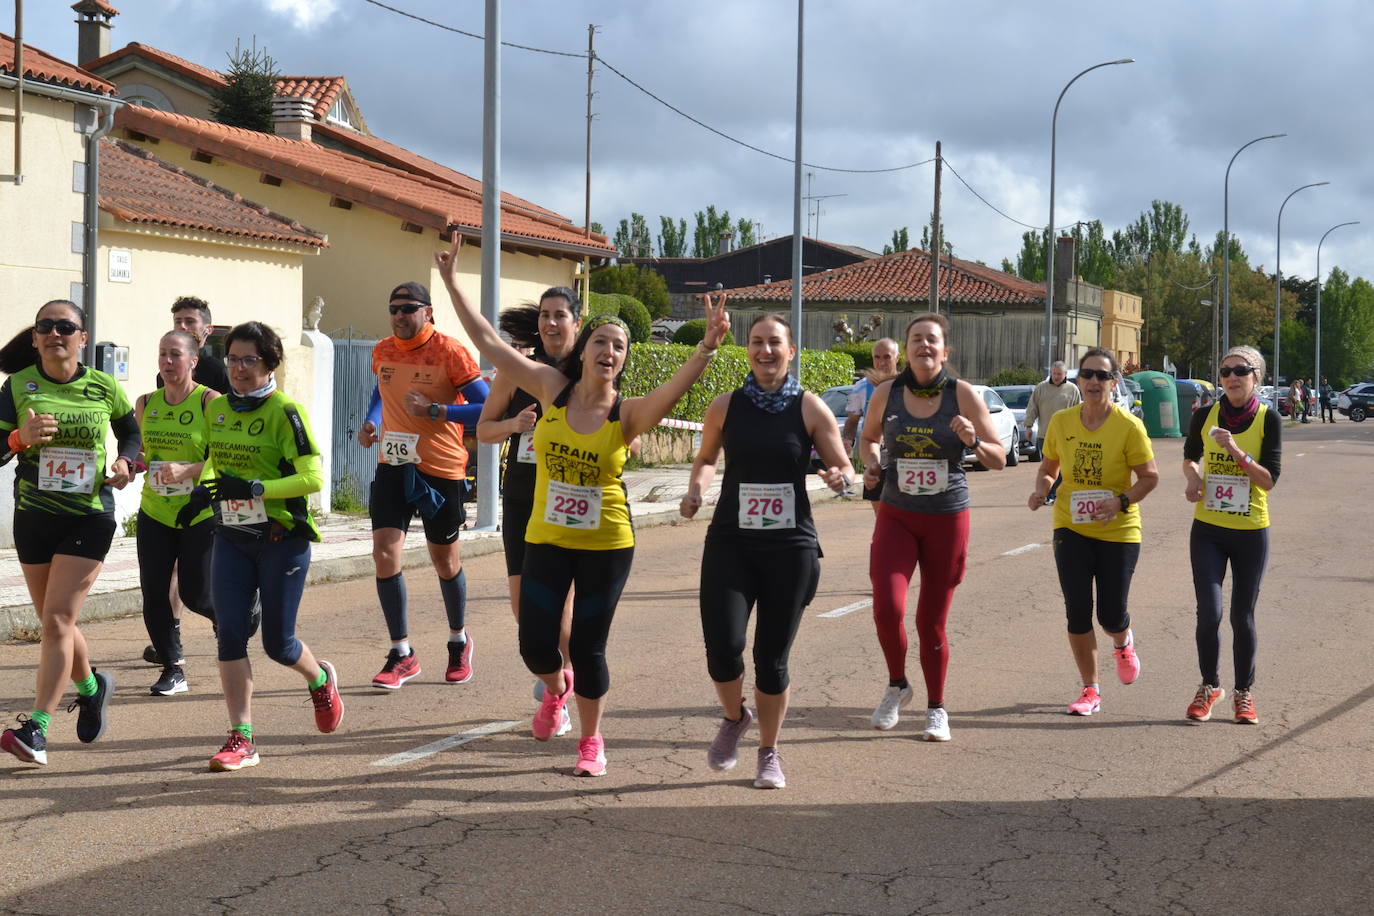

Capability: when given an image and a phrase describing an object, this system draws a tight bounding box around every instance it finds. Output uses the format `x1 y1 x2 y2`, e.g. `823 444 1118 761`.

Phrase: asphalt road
2 419 1371 915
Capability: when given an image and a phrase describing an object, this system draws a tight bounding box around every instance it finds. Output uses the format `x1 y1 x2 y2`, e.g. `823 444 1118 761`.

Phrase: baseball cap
388 282 431 306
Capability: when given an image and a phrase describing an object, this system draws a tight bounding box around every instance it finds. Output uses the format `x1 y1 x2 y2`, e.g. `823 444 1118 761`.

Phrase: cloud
261 0 339 30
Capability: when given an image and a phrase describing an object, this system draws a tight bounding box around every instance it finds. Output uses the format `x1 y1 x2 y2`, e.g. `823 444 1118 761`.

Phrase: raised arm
621 292 731 442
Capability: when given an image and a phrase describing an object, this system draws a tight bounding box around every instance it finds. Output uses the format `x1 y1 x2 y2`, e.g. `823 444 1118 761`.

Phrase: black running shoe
150 666 188 696
143 644 185 666
70 669 114 743
0 717 47 766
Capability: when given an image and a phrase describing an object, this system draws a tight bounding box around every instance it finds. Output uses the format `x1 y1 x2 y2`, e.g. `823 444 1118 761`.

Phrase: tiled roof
71 1 120 15
275 76 346 121
0 33 115 95
717 248 1046 305
117 106 614 257
99 137 327 249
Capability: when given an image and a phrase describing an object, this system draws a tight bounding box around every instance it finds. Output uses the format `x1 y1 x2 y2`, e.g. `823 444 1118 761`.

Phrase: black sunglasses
1218 365 1256 378
34 318 83 336
1078 368 1116 382
389 303 426 315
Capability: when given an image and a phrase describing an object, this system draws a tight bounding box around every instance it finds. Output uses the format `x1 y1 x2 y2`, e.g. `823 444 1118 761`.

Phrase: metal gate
328 329 379 508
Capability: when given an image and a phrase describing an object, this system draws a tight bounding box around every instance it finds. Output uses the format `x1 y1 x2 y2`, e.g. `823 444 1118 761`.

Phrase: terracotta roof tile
0 33 115 95
71 1 120 16
117 106 614 257
99 137 327 248
275 76 346 120
717 248 1046 305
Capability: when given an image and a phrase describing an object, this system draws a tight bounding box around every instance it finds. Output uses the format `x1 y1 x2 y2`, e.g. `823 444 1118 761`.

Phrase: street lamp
1273 181 1327 392
1222 133 1285 351
1044 58 1134 373
1315 220 1359 389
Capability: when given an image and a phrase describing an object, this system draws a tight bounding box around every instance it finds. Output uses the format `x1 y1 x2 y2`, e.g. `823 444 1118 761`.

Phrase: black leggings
136 510 215 664
1053 527 1138 635
699 543 820 695
519 542 634 700
1190 520 1268 689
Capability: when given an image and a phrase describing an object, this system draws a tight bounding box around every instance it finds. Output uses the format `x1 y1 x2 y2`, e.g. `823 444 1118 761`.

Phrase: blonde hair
1222 345 1265 381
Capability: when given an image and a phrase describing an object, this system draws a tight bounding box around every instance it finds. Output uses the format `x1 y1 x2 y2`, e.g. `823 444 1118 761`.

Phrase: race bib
516 430 537 464
738 483 796 530
218 497 268 526
1204 473 1251 514
1070 489 1115 525
148 461 194 497
38 447 97 494
544 480 602 529
382 430 422 466
897 458 948 496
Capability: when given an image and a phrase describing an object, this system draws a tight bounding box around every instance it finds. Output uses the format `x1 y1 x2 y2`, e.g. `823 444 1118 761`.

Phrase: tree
736 217 757 249
1000 258 1016 274
657 216 688 258
614 295 652 343
590 221 605 236
919 213 951 256
589 263 671 319
1312 267 1374 385
1067 220 1116 287
211 39 279 132
613 213 651 258
692 206 735 258
882 227 909 256
1014 228 1049 282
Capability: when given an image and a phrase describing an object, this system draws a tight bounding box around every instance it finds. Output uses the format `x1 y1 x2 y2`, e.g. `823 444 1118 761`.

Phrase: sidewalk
0 466 840 637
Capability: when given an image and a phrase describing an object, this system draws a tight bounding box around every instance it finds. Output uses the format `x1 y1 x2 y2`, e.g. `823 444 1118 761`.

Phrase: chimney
272 96 314 142
717 230 733 256
71 0 118 66
1054 235 1076 305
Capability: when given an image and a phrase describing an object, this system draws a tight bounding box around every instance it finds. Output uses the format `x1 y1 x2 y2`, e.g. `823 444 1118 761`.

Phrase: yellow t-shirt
1044 404 1154 543
1193 402 1270 530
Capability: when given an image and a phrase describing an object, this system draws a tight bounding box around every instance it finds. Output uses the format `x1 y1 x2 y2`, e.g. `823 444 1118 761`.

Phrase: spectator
1024 360 1082 504
1319 377 1336 423
1288 378 1307 423
843 338 900 512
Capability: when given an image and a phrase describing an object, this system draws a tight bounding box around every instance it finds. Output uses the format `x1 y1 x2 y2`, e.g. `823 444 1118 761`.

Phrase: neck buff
899 366 950 398
1218 393 1260 431
395 322 436 352
742 371 801 413
227 374 277 412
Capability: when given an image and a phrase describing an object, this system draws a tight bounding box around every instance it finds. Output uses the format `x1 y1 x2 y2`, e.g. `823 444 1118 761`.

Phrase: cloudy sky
21 0 1374 281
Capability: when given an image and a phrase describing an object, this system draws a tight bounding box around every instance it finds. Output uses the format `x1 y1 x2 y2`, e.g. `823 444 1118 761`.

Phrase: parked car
992 384 1039 460
1062 368 1136 417
1120 377 1145 418
1338 382 1374 421
811 383 855 470
967 385 1019 469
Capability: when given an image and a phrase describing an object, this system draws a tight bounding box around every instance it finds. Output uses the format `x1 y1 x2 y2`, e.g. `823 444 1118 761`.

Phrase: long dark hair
499 303 542 352
559 315 630 390
0 300 86 374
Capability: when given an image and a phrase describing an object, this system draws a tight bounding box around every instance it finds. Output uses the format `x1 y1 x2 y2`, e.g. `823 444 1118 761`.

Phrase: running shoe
143 644 185 667
71 669 114 743
1067 685 1102 716
921 707 952 742
532 669 574 741
1113 640 1141 685
150 666 188 696
572 734 607 777
0 717 47 766
371 649 421 690
309 660 344 733
209 732 260 772
753 747 786 789
445 636 474 684
1233 688 1258 725
1186 683 1225 721
707 705 754 771
871 684 913 730
554 705 572 738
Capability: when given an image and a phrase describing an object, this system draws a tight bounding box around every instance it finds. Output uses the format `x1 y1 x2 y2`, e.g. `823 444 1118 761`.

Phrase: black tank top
707 389 818 550
500 353 557 500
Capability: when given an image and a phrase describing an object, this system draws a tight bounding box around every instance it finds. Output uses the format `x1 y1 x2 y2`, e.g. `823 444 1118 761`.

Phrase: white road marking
1001 542 1045 556
372 720 520 766
819 599 871 618
1295 453 1306 457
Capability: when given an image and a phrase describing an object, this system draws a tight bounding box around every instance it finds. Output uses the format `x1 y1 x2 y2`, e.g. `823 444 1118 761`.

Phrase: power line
360 0 584 57
942 157 1080 233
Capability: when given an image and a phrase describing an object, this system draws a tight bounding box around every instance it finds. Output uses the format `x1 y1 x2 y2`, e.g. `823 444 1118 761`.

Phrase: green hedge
620 343 855 423
587 291 619 317
985 364 1043 387
830 340 878 373
614 295 651 343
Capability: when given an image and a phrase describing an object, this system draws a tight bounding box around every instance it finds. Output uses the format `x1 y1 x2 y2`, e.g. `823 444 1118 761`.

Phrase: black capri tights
1053 527 1139 635
519 542 634 700
699 544 820 695
1190 520 1268 689
136 511 215 665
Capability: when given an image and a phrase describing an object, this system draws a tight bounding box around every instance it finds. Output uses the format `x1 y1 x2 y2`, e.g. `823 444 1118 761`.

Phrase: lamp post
1315 220 1359 390
1221 133 1285 351
1273 181 1327 393
1044 58 1134 373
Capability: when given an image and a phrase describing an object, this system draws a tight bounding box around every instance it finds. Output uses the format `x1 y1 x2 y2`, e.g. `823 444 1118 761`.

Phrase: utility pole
581 23 596 315
789 0 804 373
929 140 942 314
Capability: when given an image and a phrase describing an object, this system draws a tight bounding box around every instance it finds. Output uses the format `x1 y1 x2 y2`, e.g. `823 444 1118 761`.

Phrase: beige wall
114 70 213 118
1100 289 1143 366
0 91 88 321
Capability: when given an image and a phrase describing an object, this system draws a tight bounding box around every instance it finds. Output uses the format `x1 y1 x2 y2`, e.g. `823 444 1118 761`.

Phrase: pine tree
211 39 280 133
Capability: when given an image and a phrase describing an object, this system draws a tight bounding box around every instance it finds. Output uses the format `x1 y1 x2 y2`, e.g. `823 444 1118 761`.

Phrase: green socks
29 710 51 733
307 667 328 691
232 723 253 741
75 672 99 697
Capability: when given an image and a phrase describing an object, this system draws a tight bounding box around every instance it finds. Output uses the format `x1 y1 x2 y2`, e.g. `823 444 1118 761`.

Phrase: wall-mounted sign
108 249 132 283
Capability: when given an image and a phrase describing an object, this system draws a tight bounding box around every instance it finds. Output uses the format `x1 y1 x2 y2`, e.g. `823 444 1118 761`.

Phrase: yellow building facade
1100 289 1143 369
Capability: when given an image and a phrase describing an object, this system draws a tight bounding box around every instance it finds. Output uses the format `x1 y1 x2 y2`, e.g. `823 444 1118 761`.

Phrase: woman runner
680 313 852 788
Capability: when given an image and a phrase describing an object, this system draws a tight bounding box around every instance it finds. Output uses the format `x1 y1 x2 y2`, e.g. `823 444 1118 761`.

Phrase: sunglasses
34 318 83 336
389 303 426 315
224 355 263 368
1218 365 1256 378
1077 368 1116 382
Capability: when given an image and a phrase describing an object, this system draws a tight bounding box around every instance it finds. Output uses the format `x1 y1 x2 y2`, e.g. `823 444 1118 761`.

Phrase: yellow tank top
1193 402 1270 530
524 384 634 550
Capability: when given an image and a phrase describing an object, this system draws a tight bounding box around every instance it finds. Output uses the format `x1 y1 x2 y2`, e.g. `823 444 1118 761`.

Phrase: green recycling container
1130 371 1181 437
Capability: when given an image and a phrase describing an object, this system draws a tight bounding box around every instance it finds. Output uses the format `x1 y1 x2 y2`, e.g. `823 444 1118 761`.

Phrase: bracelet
7 429 27 453
695 342 717 361
1239 453 1253 467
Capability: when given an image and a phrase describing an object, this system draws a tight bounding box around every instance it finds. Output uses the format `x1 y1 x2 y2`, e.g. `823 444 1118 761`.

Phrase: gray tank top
880 383 970 514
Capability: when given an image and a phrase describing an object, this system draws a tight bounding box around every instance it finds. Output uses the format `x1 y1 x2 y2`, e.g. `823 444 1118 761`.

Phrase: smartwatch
427 402 441 421
970 435 982 451
1118 493 1131 511
250 479 266 499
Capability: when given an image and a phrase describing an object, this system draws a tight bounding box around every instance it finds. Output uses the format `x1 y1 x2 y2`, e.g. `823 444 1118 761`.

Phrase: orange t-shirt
371 325 481 478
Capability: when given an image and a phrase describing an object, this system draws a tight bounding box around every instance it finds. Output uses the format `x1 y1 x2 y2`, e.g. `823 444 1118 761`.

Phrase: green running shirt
139 385 213 529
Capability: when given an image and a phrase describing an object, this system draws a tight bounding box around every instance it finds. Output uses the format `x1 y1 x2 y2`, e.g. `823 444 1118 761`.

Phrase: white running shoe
921 706 951 742
871 684 913 730
554 705 572 737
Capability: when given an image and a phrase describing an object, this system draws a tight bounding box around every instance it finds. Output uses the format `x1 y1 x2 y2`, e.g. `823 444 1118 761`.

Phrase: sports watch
1117 493 1131 511
427 402 441 421
250 480 265 499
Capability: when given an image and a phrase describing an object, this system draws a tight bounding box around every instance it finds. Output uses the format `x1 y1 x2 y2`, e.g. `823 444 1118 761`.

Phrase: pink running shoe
572 734 606 777
532 669 574 741
1067 685 1102 716
1113 641 1141 685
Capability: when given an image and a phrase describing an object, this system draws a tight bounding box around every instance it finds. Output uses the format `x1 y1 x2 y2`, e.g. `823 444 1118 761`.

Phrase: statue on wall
305 296 324 331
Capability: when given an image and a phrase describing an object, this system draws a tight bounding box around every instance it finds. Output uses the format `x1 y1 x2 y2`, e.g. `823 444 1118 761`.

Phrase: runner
860 313 1004 740
0 300 139 766
1028 347 1158 716
175 321 343 771
680 314 852 789
357 281 488 690
134 330 218 696
1182 345 1281 724
434 234 729 777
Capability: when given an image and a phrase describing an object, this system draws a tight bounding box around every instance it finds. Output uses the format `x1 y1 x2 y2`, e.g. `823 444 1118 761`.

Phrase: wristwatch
1118 493 1131 511
970 435 982 450
250 480 265 499
427 402 441 421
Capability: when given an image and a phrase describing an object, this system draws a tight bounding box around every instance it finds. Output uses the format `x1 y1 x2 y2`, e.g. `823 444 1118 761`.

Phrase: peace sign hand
702 292 731 349
434 231 464 288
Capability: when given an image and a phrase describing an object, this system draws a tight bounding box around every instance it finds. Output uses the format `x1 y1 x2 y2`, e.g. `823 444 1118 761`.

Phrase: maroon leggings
868 502 969 705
